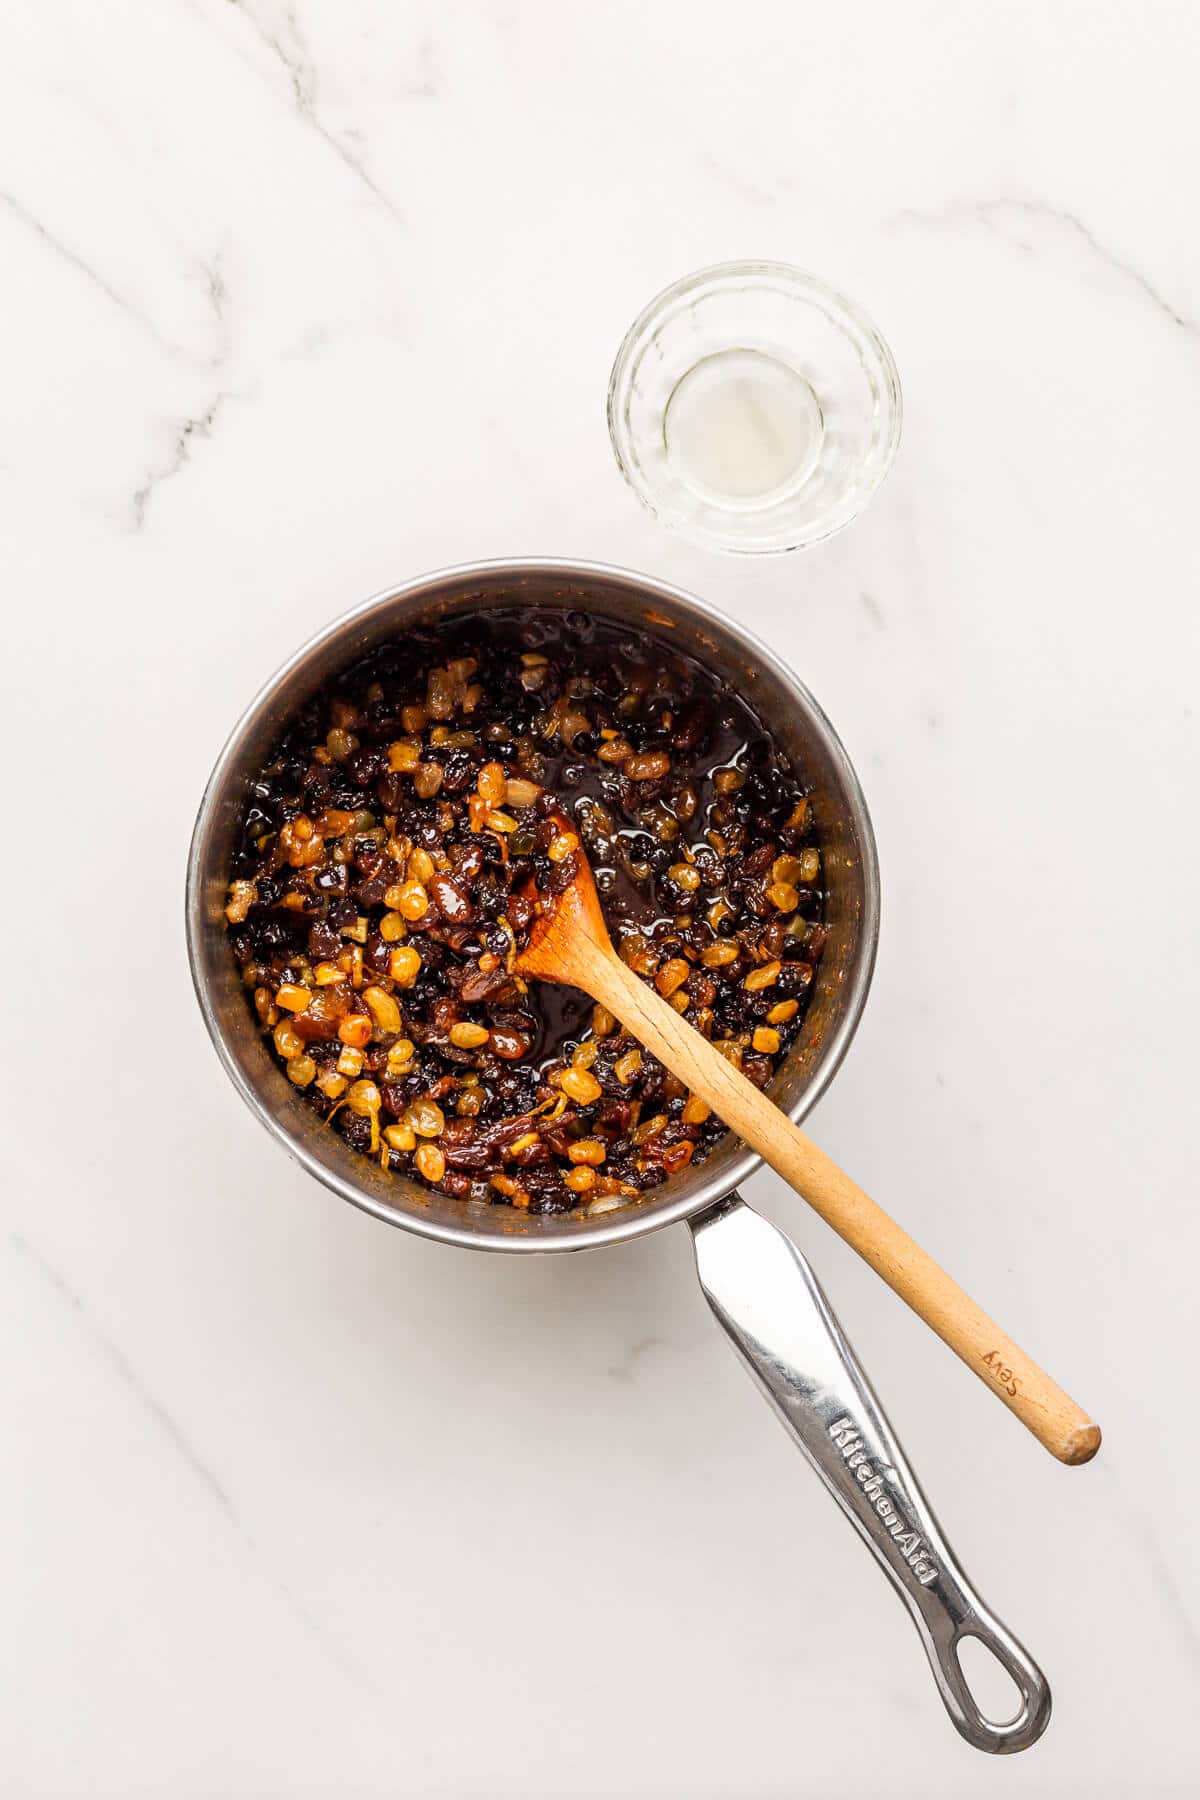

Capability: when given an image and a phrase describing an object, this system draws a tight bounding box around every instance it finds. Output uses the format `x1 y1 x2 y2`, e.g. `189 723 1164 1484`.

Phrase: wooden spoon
515 832 1101 1467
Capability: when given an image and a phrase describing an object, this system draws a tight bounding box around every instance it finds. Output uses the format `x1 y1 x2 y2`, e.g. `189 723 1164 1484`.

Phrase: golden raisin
338 1014 372 1049
414 1143 445 1183
389 945 422 986
700 941 740 968
477 762 508 806
395 881 428 921
613 1050 642 1085
654 958 690 998
767 998 799 1025
346 1080 381 1115
766 882 799 913
625 751 671 781
384 1122 417 1152
752 1027 781 1054
408 1099 445 1138
449 1022 490 1048
273 1021 304 1059
363 987 403 1032
568 1139 606 1166
505 777 541 808
682 1094 711 1126
286 1055 317 1087
667 862 702 892
557 1066 603 1106
631 1113 667 1145
564 1166 597 1193
743 961 782 991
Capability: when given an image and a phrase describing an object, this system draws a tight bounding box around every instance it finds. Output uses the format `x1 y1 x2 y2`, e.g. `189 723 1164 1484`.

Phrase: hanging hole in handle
954 1633 1025 1728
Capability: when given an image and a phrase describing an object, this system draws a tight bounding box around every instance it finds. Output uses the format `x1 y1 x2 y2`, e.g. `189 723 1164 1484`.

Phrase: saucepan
186 559 1051 1753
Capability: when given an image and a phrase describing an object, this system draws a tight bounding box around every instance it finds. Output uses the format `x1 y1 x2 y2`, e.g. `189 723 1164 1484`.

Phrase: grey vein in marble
399 34 441 100
132 391 228 529
204 253 230 348
10 1231 377 1692
0 189 148 337
224 0 405 225
607 1335 666 1384
699 153 777 208
12 1232 238 1518
888 195 1197 337
0 190 226 370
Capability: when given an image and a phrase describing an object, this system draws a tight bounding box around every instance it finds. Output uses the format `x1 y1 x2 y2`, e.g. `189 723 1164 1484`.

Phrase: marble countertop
3 4 1197 1795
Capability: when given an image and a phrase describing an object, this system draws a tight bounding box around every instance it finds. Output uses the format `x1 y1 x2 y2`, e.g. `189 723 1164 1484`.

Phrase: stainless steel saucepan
186 559 1051 1753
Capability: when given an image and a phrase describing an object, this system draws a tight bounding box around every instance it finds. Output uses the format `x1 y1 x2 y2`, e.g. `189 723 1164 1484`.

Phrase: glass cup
607 260 902 555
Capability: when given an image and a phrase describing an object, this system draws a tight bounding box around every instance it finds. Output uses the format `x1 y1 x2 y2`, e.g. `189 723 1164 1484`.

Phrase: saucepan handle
688 1194 1051 1754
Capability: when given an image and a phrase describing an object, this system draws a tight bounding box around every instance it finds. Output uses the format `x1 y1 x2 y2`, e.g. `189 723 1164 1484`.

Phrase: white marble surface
2 3 1198 1794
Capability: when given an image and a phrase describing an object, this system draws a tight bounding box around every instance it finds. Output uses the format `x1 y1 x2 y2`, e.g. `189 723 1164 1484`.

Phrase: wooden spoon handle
584 942 1100 1466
